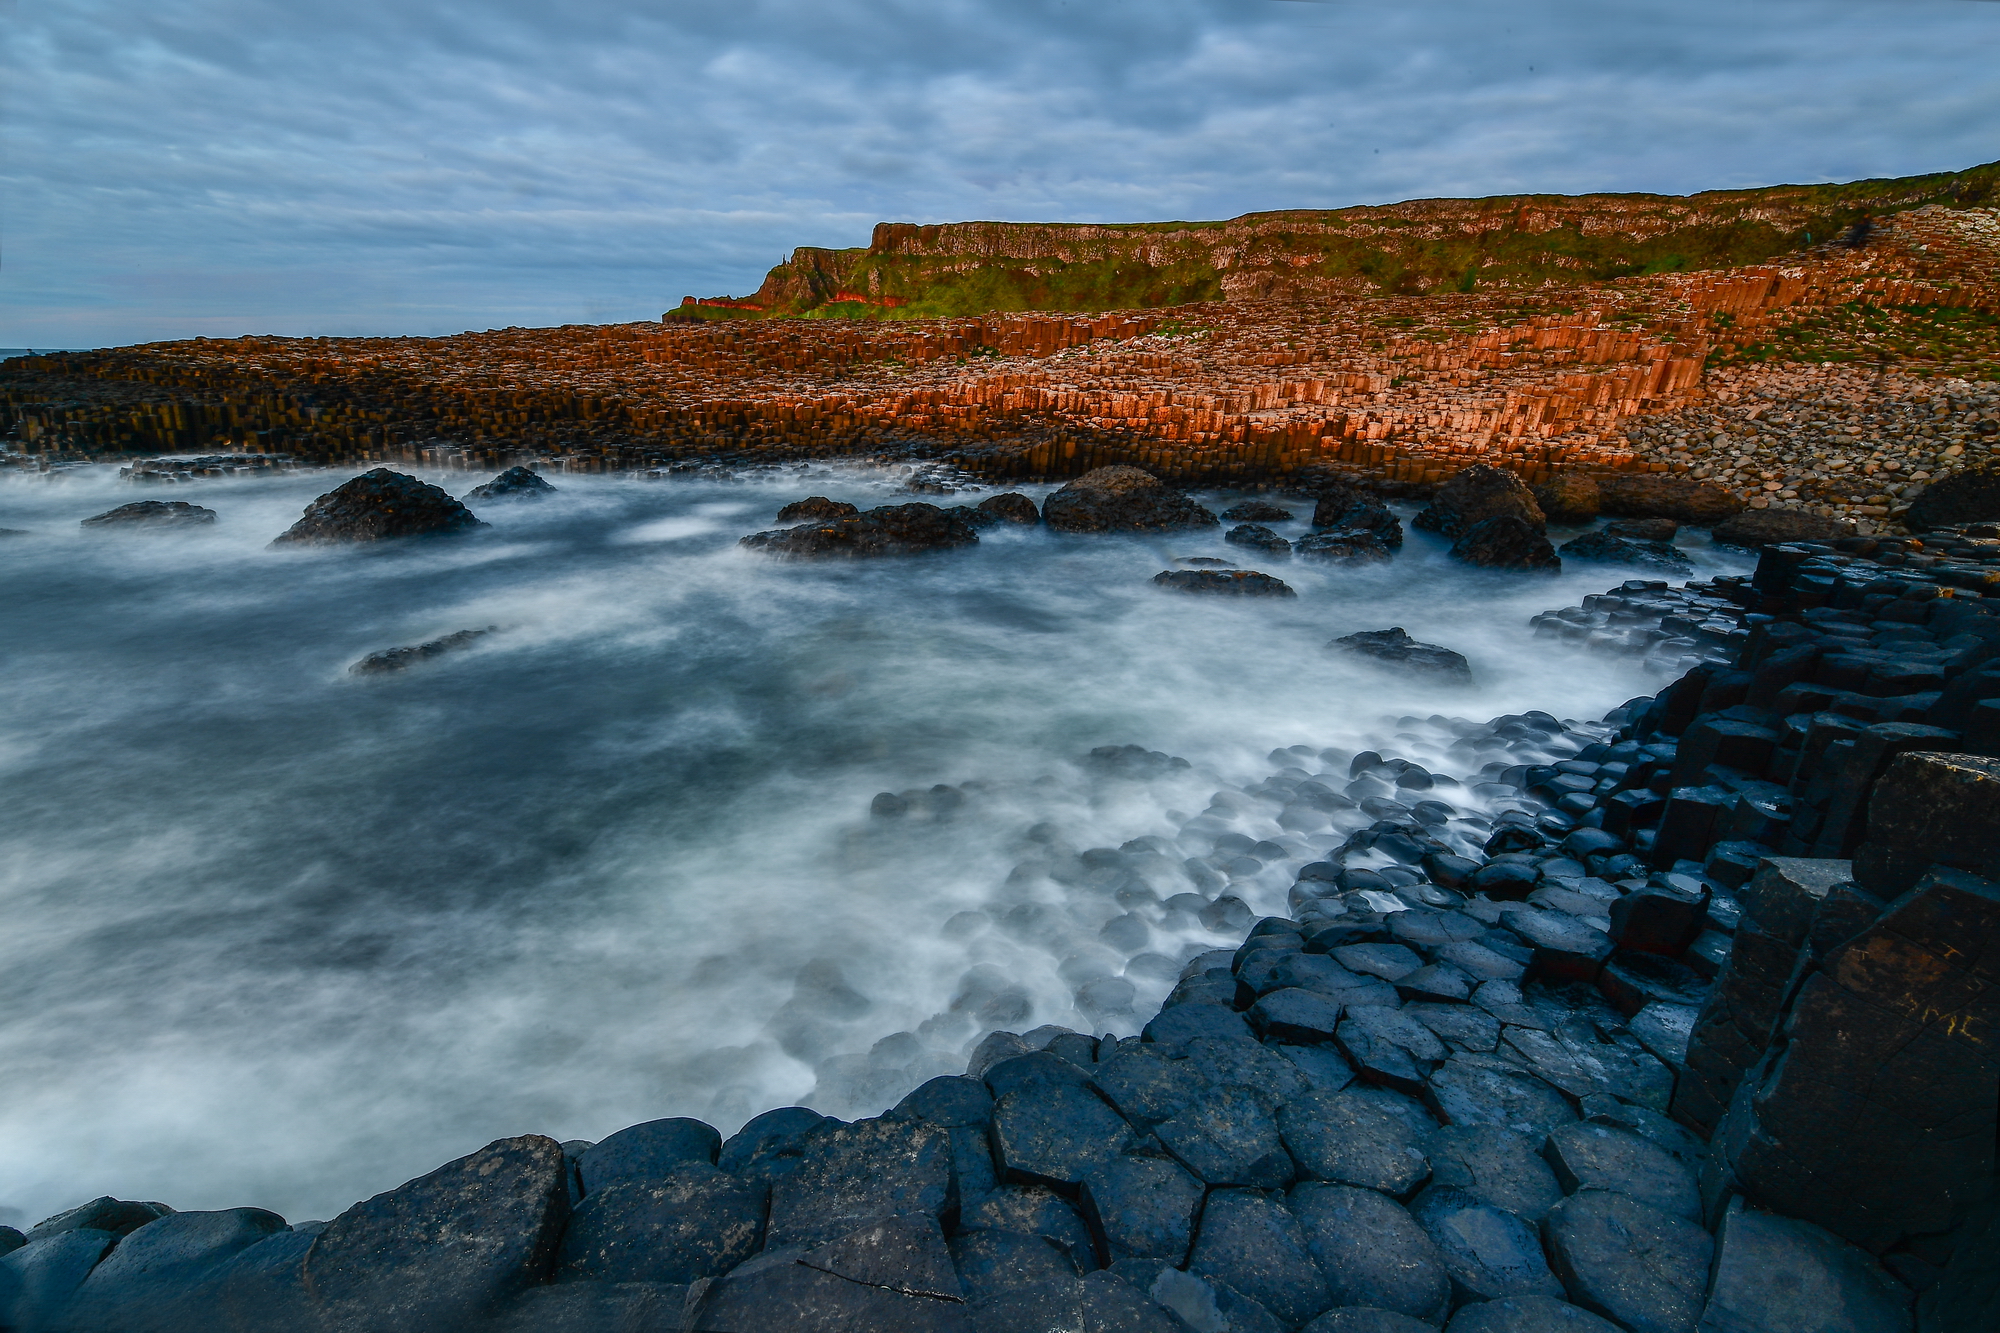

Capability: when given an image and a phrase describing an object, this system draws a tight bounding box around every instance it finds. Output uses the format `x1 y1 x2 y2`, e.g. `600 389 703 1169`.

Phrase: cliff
686 160 2000 318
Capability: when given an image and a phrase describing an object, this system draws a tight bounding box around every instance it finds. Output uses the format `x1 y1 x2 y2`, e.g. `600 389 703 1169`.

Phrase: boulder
1534 476 1602 526
0 1229 119 1328
896 1075 996 1127
301 1134 570 1331
978 492 1041 524
27 1198 173 1241
1290 1183 1453 1324
66 1209 290 1327
1450 517 1562 572
1335 1007 1449 1095
1445 1296 1621 1333
1306 1309 1448 1333
1153 1085 1294 1189
349 627 497 675
1542 1124 1698 1221
1249 988 1345 1045
485 1281 689 1333
951 1228 1079 1303
1700 1207 1913 1333
1422 1055 1577 1139
1153 570 1296 597
1224 501 1297 523
1851 751 2000 898
1279 1089 1430 1195
1710 509 1853 549
271 469 487 544
691 1214 971 1332
1556 531 1692 573
991 1084 1137 1191
553 1163 762 1284
776 496 859 522
1410 1185 1566 1305
1296 530 1394 562
575 1117 720 1192
1603 518 1678 541
718 1106 833 1184
1540 1190 1711 1333
960 1185 1097 1274
1093 1045 1207 1129
1043 467 1219 533
765 1117 957 1250
464 466 557 501
1424 1125 1565 1223
1330 628 1472 682
1227 524 1292 556
1313 496 1406 549
1596 475 1744 525
80 500 217 529
741 502 979 558
1413 466 1547 538
1080 1155 1205 1265
1905 461 2000 531
1188 1189 1333 1329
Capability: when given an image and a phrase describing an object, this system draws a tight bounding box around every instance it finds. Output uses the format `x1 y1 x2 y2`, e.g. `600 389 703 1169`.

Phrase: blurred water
0 462 1750 1227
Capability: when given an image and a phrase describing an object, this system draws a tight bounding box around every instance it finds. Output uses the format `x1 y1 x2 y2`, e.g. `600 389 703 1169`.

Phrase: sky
2 0 1997 348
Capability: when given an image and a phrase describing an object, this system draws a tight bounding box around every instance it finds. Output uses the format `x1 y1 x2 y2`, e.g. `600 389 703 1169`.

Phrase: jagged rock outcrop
80 500 216 529
349 629 498 676
740 503 979 558
271 470 487 545
464 467 556 502
1449 516 1562 572
1557 531 1693 573
1414 466 1546 539
776 497 860 523
1313 493 1405 549
1329 628 1472 681
1043 467 1217 534
1151 570 1295 597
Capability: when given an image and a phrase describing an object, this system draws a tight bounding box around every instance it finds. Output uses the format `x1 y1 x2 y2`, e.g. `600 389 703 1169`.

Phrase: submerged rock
1315 495 1406 549
1227 524 1292 556
464 467 556 502
349 628 497 675
1297 530 1393 563
1153 570 1297 597
1556 531 1692 573
81 500 216 529
1330 628 1472 681
1413 466 1545 539
741 503 979 558
1043 467 1217 533
1450 516 1561 572
1221 500 1295 523
977 493 1041 525
1534 475 1602 526
775 496 859 523
1709 508 1853 548
271 469 487 545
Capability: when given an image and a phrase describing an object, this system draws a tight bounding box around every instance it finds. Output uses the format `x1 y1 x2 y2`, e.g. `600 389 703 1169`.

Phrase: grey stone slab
1409 1185 1566 1305
1698 1207 1912 1333
1289 1183 1451 1326
1542 1189 1712 1333
1280 1089 1430 1196
1543 1123 1699 1222
1424 1125 1565 1223
1188 1189 1333 1330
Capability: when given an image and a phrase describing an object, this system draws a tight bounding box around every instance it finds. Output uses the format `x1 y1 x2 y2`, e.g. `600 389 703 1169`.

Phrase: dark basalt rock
1043 466 1218 533
1444 1296 1622 1333
1709 508 1851 548
1296 529 1394 562
1279 1089 1430 1195
1422 1055 1577 1138
1450 516 1562 572
1534 475 1602 526
1313 495 1406 549
741 502 979 558
691 1214 970 1333
1603 517 1678 541
1542 1124 1699 1222
765 1117 956 1250
1 1229 120 1327
949 504 1003 528
951 1227 1080 1302
775 495 860 522
1223 501 1296 523
1413 465 1547 538
1227 524 1292 556
978 492 1042 524
555 1163 762 1285
1290 1183 1452 1324
1080 1154 1205 1264
1596 474 1744 525
1188 1189 1332 1330
959 1185 1098 1274
717 1106 832 1184
575 1118 721 1193
81 500 217 529
1556 531 1692 573
1330 628 1472 681
991 1084 1136 1191
1154 1085 1294 1189
272 469 488 545
1905 460 2000 531
972 1268 1186 1333
301 1134 570 1331
464 466 556 501
1153 570 1296 597
349 627 497 675
1410 1184 1566 1305
1700 1207 1912 1333
1425 1125 1564 1223
62 1208 291 1329
1541 1190 1711 1333
1306 1308 1451 1333
27 1198 174 1241
486 1280 689 1333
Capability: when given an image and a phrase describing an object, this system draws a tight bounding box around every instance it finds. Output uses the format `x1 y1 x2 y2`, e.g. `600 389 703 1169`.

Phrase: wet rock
952 1228 1080 1302
992 1084 1137 1190
1290 1183 1452 1324
1450 517 1562 572
0 1229 119 1328
1700 1207 1912 1333
765 1117 956 1249
348 626 498 675
1183 1037 1317 1110
692 1214 971 1333
1094 1045 1206 1129
1500 909 1614 982
1249 988 1346 1045
1154 1085 1293 1189
961 1185 1098 1273
1540 1190 1712 1333
1143 1001 1257 1050
1304 1308 1446 1333
1608 886 1708 958
1425 1125 1565 1223
1414 465 1547 539
576 1117 722 1191
1595 475 1744 525
1604 518 1678 541
554 1163 762 1284
1410 1184 1566 1305
718 1106 833 1184
985 1050 1099 1101
979 492 1042 524
1330 628 1473 682
897 1075 996 1127
80 500 217 529
1313 495 1406 549
1336 1008 1449 1095
1405 1003 1501 1054
1556 531 1692 573
62 1209 291 1328
27 1198 173 1241
301 1134 570 1331
1296 529 1394 562
1422 1055 1577 1138
1905 460 2000 531
1541 1123 1698 1221
1444 1295 1621 1333
272 469 487 544
972 1268 1188 1333
776 495 860 522
1224 501 1297 523
0 1229 19 1257
1080 1154 1205 1265
465 466 556 501
1534 476 1602 526
1153 569 1297 597
1709 509 1851 548
485 1280 689 1333
1279 1088 1430 1195
741 501 979 558
1228 524 1293 556
1188 1189 1333 1329
1044 466 1219 533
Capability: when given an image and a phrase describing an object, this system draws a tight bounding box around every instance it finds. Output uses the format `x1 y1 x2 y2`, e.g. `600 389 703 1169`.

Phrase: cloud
3 0 1996 345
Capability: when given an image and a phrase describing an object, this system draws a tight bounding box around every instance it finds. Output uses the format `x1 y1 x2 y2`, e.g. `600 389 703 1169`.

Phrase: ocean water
0 462 1751 1228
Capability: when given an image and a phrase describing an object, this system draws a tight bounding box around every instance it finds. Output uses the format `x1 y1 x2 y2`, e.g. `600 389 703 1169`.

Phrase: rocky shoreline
3 501 1996 1333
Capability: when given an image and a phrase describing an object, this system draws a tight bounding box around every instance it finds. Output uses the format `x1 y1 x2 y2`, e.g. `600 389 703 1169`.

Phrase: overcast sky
3 0 1996 348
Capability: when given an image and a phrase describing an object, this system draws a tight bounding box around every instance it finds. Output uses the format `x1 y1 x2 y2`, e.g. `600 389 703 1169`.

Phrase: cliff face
687 160 2000 318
